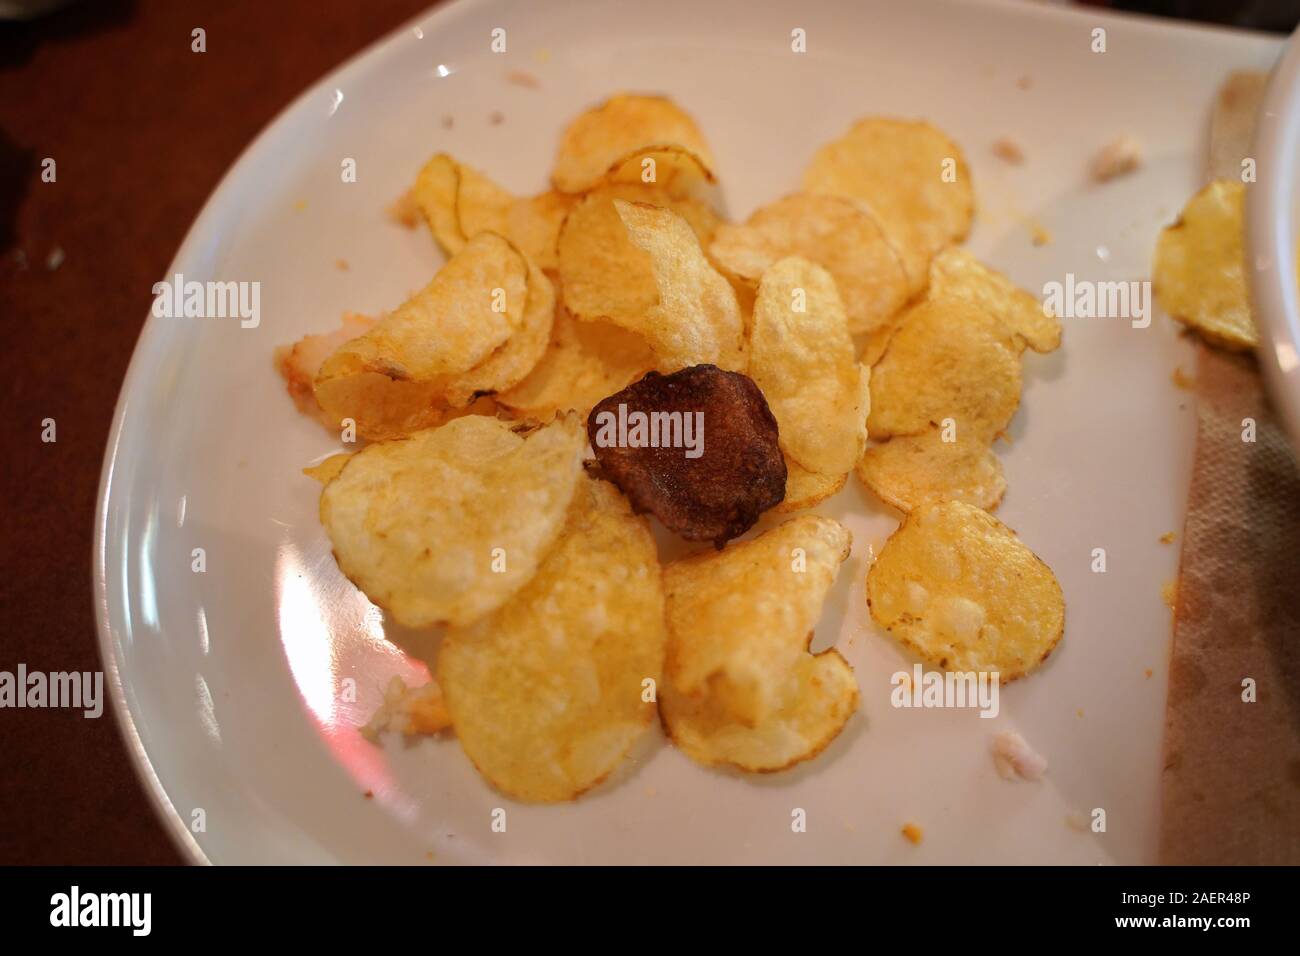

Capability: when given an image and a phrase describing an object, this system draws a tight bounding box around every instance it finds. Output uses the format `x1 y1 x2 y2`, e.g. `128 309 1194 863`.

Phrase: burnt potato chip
588 364 786 545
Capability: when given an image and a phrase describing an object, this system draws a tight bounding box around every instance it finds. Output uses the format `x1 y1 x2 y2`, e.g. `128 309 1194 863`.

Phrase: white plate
95 0 1282 864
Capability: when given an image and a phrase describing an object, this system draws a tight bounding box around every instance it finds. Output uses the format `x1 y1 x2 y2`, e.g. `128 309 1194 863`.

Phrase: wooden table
0 0 435 865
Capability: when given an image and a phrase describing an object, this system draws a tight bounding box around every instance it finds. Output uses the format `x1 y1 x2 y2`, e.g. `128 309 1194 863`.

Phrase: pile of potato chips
277 92 1066 801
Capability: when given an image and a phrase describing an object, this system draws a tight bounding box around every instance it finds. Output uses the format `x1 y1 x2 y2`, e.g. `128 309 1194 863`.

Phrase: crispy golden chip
710 194 911 334
860 315 904 368
660 516 858 771
804 118 974 292
551 93 716 194
613 199 745 371
314 233 528 438
412 153 576 269
320 414 586 629
774 456 847 513
303 453 352 485
438 476 665 802
557 183 719 332
856 429 1006 513
866 501 1064 680
929 248 1061 353
1152 179 1257 351
441 256 556 406
750 257 870 475
497 307 654 420
868 298 1022 442
276 312 376 428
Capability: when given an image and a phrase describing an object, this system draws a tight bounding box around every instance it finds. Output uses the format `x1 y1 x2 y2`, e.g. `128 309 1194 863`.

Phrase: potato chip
749 257 870 475
275 312 375 428
928 248 1061 353
710 194 911 334
774 456 847 513
438 475 665 801
558 183 719 332
315 233 528 438
1152 179 1257 351
857 429 1006 513
441 256 556 406
614 199 745 371
660 515 858 770
860 317 902 368
804 118 974 291
320 414 586 628
866 501 1064 681
496 307 654 420
412 153 575 270
868 298 1021 442
303 453 351 485
551 94 716 194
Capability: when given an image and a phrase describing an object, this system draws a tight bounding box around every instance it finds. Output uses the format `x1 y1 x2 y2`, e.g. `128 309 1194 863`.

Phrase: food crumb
294 199 308 212
46 246 65 271
992 730 1048 782
1091 135 1143 183
387 190 420 228
441 114 454 129
425 850 435 861
335 258 349 271
1159 531 1177 545
1016 75 1033 91
1171 366 1195 390
506 69 540 89
1161 579 1178 611
901 822 924 845
363 790 374 799
1076 708 1084 718
1030 223 1052 246
489 110 505 125
1144 668 1154 679
992 137 1025 165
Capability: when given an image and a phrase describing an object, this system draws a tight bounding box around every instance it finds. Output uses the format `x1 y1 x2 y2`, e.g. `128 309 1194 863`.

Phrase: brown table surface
0 0 436 866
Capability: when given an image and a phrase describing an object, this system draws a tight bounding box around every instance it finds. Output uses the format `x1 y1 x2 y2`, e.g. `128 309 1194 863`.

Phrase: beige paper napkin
1159 343 1300 864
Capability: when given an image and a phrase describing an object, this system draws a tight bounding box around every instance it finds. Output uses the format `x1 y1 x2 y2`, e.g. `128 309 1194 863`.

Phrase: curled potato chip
558 184 719 334
613 199 745 371
497 307 654 420
774 456 847 513
441 256 556 406
412 153 575 270
438 476 665 802
710 194 911 334
314 233 528 438
320 414 586 628
868 298 1021 442
750 257 870 475
856 428 1006 513
929 248 1061 353
1152 179 1257 351
804 118 974 291
276 312 376 428
660 515 858 771
866 501 1064 681
551 93 716 194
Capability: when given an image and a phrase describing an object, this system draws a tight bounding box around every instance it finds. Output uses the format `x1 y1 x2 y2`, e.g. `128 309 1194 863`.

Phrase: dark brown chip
587 364 786 546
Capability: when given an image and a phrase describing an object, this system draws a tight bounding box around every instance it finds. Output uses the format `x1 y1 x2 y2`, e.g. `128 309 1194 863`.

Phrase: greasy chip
496 306 654 420
551 94 716 194
1152 179 1257 351
614 199 745 371
314 233 528 438
275 312 375 428
660 516 858 771
588 364 786 546
774 456 847 514
710 194 911 334
868 298 1021 442
319 414 586 628
411 153 575 270
441 256 556 406
866 501 1064 680
438 476 665 802
804 118 974 291
928 248 1061 353
557 185 721 348
857 429 1006 513
749 257 870 475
